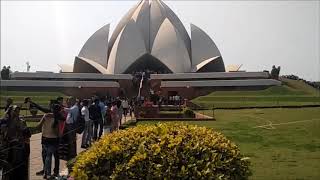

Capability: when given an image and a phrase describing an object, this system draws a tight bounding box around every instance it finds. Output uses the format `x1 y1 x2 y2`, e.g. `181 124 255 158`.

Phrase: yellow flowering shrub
72 123 251 179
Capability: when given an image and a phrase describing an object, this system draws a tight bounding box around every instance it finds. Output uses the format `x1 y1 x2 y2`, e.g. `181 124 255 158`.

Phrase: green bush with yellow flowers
71 123 251 179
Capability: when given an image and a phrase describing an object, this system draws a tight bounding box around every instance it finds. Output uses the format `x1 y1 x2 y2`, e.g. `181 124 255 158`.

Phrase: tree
1 66 9 80
271 65 281 79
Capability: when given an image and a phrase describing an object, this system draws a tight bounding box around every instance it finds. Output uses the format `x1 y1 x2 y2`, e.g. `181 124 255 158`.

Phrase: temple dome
73 0 225 74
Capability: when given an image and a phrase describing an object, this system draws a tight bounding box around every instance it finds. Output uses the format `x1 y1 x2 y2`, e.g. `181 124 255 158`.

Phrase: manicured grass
192 79 320 108
193 100 320 109
0 90 68 108
138 108 320 180
26 121 39 128
0 90 65 97
0 90 67 118
281 78 320 96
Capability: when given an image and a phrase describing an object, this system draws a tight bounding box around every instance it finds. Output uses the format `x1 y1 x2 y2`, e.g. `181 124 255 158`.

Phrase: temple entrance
124 54 172 74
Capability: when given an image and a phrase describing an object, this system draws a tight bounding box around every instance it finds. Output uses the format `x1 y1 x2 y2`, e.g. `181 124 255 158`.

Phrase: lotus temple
2 0 281 98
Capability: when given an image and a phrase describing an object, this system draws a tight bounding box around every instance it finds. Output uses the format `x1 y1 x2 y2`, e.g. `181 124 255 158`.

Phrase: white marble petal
108 1 141 57
107 20 147 74
149 0 167 50
78 24 110 67
191 24 222 68
191 56 220 72
73 56 109 74
151 18 191 73
131 0 150 52
195 56 225 72
160 1 191 58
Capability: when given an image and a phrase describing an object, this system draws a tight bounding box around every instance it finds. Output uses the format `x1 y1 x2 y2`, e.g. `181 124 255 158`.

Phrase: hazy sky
1 0 319 81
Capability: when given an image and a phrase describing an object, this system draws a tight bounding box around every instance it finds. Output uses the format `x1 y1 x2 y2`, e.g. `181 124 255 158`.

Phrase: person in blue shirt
64 97 79 160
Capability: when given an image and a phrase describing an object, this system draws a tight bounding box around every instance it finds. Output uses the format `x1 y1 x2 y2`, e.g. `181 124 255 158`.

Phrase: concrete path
29 133 84 180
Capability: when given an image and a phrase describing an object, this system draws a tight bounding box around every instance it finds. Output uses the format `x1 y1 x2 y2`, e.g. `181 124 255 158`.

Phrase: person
129 99 134 117
89 98 102 140
4 105 31 180
177 95 181 106
169 96 173 105
56 97 64 107
29 98 64 176
0 115 10 180
81 100 92 148
98 97 106 132
4 98 13 112
121 98 129 118
35 100 64 177
64 97 78 161
26 97 51 114
159 96 163 107
174 95 179 106
104 103 112 133
116 100 123 126
37 104 60 179
110 101 120 132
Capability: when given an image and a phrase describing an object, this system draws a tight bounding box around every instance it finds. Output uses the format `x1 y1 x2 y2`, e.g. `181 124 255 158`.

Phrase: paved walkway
29 115 134 179
30 133 84 180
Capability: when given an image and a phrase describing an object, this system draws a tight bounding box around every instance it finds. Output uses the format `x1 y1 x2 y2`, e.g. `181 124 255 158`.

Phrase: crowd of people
0 96 134 180
0 90 185 179
0 103 31 180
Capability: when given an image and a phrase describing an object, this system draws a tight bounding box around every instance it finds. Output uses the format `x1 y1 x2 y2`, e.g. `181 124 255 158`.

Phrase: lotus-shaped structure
72 0 225 74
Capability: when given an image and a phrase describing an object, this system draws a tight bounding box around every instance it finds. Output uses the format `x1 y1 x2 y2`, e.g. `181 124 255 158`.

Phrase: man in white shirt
81 100 92 148
121 98 129 118
174 95 179 106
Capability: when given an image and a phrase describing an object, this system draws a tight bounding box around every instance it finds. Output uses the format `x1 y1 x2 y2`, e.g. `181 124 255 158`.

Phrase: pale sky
1 0 319 81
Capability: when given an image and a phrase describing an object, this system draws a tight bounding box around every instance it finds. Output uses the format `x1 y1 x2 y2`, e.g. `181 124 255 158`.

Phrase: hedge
71 123 251 179
183 107 195 118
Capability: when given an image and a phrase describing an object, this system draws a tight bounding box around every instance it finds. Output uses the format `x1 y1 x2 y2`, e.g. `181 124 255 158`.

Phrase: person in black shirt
89 98 102 141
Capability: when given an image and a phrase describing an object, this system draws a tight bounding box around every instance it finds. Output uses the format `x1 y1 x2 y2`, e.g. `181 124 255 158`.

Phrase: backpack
89 104 101 121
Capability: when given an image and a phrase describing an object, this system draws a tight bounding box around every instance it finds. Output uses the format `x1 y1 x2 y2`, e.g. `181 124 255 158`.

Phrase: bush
183 107 195 118
71 123 251 179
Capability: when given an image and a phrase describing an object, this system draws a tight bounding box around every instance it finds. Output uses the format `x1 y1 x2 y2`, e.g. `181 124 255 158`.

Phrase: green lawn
0 109 44 117
192 78 320 108
0 90 67 117
26 121 39 128
0 90 67 108
138 107 320 180
0 90 65 97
